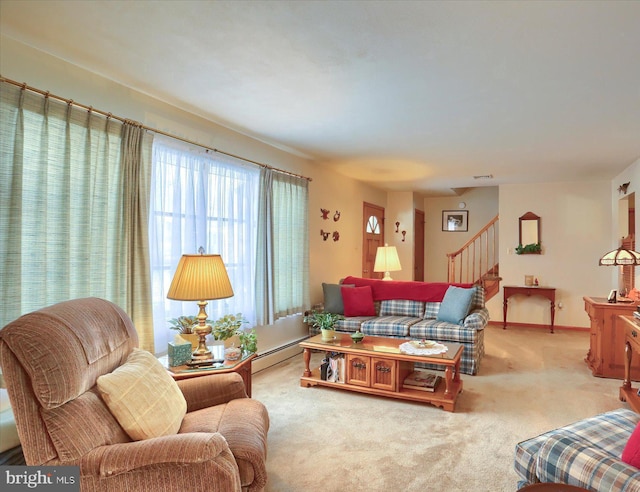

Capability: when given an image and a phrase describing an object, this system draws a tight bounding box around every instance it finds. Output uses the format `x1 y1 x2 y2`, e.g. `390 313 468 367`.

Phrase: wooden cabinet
371 357 397 391
584 296 640 381
619 316 640 412
346 355 397 391
347 354 370 387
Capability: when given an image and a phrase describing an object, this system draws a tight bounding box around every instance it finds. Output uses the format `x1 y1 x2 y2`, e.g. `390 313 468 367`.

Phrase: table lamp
374 243 401 281
167 248 234 360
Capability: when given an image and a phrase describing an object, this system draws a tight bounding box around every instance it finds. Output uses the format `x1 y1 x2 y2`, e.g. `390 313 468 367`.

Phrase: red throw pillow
622 422 640 468
341 286 376 317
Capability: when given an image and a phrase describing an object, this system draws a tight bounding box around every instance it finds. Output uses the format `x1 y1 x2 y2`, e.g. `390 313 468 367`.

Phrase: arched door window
366 215 381 234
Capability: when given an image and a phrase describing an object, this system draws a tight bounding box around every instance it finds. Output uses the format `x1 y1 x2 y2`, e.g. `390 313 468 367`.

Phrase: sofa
0 297 269 492
514 408 640 491
314 276 490 375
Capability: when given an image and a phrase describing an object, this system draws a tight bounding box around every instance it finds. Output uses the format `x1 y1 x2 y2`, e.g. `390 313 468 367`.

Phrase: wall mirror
517 212 541 254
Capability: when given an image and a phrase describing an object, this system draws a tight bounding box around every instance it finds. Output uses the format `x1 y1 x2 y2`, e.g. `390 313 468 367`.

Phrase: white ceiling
1 0 639 196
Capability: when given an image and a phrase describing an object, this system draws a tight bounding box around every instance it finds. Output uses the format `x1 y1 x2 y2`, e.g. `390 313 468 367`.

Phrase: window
149 138 260 350
366 215 381 234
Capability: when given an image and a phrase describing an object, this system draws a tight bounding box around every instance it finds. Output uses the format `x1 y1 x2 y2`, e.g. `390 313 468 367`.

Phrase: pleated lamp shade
599 247 640 266
167 254 234 301
374 244 402 281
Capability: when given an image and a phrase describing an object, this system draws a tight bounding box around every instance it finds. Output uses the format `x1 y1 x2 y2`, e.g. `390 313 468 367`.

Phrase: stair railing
447 214 499 285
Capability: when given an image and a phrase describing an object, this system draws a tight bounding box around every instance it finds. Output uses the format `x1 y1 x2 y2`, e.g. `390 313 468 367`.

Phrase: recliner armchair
0 297 269 491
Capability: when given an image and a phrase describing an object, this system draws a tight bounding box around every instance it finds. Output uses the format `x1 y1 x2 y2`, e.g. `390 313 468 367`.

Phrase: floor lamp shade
167 254 234 301
374 244 401 281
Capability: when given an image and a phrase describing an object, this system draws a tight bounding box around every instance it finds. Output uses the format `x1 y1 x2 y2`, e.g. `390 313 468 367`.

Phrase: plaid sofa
514 409 640 491
310 285 489 375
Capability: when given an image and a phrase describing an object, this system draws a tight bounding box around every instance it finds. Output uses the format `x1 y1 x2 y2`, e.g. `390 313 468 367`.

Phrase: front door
362 202 385 279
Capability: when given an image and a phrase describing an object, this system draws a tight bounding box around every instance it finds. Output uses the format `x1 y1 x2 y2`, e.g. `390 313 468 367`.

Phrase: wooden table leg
503 297 508 330
444 366 453 397
303 347 311 377
550 301 555 334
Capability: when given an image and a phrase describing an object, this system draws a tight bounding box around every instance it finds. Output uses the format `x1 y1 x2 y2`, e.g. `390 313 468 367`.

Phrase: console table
503 285 556 333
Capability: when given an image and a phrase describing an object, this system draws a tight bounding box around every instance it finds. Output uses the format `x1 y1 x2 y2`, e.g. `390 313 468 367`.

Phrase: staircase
446 214 501 301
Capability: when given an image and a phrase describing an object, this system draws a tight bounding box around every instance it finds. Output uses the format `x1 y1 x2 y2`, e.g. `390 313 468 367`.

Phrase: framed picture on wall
442 210 468 232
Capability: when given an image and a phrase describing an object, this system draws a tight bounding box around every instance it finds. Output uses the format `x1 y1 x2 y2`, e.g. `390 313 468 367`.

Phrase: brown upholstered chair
0 298 269 491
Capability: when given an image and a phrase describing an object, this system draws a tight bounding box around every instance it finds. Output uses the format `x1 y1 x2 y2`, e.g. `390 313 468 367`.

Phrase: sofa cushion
622 422 640 468
41 388 130 461
536 433 640 491
514 409 640 488
380 299 425 318
335 316 375 333
342 286 376 317
322 283 354 314
437 286 476 324
97 348 187 441
361 316 421 338
410 320 480 344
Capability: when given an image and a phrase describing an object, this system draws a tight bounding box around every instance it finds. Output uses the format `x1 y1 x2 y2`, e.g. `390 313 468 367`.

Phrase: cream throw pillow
97 348 187 441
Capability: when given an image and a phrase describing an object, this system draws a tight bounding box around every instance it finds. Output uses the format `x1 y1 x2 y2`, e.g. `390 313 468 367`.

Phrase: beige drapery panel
255 168 309 325
0 81 154 351
121 123 154 351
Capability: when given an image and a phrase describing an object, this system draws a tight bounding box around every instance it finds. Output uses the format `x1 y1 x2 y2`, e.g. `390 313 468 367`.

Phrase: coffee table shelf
299 333 463 412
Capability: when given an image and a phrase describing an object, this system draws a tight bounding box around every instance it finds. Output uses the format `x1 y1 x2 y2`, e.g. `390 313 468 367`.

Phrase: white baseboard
251 339 306 373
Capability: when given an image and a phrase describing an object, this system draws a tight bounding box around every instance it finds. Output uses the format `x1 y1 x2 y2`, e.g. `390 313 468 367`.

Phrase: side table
158 347 255 397
503 285 556 333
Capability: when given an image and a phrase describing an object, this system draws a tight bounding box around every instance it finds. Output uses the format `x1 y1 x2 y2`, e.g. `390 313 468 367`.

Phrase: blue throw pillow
436 286 476 325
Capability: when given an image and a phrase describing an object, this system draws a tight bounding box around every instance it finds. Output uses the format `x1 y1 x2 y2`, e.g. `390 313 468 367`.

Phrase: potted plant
212 312 247 351
237 328 258 355
304 311 343 341
168 315 200 350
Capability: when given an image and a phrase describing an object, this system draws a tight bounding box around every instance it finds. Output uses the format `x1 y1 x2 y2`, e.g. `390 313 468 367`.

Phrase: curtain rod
1 76 312 182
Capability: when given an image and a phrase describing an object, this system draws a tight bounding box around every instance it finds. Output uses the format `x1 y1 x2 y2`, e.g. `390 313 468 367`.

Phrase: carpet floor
251 325 627 492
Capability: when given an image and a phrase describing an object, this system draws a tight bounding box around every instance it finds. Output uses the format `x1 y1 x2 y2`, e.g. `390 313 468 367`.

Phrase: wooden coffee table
300 333 463 411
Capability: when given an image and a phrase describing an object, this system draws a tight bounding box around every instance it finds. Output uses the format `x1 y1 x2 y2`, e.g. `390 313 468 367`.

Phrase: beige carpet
252 325 626 492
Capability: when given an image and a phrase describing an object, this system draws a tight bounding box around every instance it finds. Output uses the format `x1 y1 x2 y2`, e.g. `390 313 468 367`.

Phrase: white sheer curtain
148 137 260 351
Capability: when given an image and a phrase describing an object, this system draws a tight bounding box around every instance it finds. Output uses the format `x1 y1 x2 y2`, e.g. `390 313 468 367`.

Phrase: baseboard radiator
252 337 309 373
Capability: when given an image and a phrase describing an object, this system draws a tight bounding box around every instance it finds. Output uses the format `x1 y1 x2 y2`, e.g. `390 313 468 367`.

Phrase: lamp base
381 271 394 281
192 322 212 360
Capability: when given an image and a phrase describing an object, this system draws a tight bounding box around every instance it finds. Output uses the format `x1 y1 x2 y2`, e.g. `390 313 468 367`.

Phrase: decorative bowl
350 331 365 343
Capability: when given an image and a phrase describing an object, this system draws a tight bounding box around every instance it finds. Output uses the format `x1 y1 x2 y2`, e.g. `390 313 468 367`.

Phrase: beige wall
385 191 414 281
494 181 612 329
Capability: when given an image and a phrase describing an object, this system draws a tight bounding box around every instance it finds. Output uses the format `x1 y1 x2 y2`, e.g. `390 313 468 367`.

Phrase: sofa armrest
177 373 247 412
463 308 489 330
536 433 640 491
